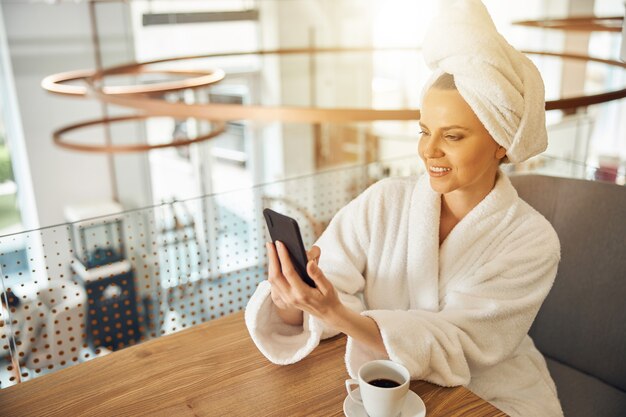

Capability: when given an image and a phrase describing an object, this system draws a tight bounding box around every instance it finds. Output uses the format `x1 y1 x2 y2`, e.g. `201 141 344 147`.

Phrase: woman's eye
445 135 461 141
419 130 430 136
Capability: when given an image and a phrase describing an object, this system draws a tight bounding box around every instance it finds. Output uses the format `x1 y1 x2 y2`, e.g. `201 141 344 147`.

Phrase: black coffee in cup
368 378 401 388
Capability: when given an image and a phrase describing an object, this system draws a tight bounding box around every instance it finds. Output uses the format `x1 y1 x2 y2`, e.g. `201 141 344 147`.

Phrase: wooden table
0 312 506 416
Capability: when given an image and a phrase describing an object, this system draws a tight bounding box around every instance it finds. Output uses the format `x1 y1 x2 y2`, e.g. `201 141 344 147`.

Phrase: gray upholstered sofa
510 174 626 417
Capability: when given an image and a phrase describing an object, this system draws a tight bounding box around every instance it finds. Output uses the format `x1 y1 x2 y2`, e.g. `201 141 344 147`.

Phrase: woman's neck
439 168 498 244
440 171 499 226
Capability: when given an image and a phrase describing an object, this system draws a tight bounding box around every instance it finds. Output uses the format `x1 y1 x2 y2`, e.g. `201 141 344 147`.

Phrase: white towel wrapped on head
421 0 547 164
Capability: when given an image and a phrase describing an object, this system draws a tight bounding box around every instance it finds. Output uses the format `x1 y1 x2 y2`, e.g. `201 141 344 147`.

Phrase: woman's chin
428 177 451 194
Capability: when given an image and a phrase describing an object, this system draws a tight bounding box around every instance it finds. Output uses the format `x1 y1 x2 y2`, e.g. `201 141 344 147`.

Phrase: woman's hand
266 241 314 325
266 241 387 354
267 242 320 311
267 241 343 327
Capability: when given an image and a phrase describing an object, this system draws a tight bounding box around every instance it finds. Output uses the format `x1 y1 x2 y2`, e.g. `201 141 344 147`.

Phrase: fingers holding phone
272 240 342 321
267 242 320 306
262 208 339 323
274 240 312 291
307 245 320 265
266 242 303 325
266 242 289 306
263 209 316 287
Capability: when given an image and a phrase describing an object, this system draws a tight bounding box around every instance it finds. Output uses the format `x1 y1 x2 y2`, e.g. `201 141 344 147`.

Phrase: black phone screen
263 208 316 287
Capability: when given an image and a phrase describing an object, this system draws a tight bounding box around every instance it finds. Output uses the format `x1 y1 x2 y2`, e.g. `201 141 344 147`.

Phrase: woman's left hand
270 241 387 354
270 241 344 325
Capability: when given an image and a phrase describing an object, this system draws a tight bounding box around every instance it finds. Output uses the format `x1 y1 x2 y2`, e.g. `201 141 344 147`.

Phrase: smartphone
263 208 316 287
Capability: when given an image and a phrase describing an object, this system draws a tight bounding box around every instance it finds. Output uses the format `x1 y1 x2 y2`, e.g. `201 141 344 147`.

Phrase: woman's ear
495 145 507 160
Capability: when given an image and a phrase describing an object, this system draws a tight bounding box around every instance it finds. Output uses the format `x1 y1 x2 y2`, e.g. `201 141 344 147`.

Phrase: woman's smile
428 165 452 177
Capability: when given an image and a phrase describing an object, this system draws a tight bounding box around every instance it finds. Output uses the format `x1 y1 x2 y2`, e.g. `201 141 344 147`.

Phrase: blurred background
0 0 624 388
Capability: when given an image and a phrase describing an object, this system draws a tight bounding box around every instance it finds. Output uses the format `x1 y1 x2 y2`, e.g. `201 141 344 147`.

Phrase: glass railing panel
0 156 421 388
0 153 619 388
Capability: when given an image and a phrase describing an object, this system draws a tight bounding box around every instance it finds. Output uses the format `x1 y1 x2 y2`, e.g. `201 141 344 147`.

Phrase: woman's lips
428 166 451 177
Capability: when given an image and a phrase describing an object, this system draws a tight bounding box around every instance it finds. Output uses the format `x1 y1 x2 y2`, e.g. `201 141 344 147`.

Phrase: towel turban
421 0 548 164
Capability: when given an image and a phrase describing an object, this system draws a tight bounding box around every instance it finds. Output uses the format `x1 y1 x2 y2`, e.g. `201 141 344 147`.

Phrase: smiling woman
245 1 564 417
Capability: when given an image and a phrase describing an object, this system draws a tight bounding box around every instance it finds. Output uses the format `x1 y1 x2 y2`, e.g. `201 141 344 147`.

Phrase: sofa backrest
510 174 626 392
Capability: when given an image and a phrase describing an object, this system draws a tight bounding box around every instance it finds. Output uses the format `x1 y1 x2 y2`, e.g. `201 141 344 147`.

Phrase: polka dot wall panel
0 157 422 388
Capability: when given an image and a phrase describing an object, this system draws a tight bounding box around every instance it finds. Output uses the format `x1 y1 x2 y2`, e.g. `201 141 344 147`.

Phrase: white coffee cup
345 360 411 417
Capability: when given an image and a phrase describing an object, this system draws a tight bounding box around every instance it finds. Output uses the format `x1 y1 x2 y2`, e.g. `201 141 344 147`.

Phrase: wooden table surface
0 312 506 416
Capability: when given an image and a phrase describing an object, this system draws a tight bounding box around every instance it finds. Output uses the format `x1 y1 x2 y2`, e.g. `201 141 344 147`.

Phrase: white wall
2 2 152 228
0 7 37 231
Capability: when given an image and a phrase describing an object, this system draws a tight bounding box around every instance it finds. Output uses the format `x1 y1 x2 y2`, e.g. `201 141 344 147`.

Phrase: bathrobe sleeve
358 220 560 386
245 184 374 365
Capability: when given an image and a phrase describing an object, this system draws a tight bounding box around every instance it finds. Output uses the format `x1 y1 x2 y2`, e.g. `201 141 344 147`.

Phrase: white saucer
343 387 426 417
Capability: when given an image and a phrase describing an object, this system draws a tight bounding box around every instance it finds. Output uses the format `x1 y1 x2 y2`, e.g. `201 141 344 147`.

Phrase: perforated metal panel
0 157 422 388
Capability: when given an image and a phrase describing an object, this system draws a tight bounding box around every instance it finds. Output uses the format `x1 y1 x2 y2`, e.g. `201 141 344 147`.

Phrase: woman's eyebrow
419 123 470 132
441 125 470 131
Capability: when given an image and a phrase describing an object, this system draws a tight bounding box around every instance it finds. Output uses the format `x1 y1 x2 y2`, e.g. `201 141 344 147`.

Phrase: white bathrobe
245 172 563 417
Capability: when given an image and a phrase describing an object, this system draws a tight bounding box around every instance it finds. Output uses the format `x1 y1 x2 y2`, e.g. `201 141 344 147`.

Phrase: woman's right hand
266 242 320 325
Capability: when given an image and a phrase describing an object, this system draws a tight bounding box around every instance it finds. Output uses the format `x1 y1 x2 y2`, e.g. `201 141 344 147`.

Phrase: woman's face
418 87 506 197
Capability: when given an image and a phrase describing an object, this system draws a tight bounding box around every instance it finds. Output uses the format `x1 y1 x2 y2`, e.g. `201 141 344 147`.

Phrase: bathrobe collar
407 170 517 311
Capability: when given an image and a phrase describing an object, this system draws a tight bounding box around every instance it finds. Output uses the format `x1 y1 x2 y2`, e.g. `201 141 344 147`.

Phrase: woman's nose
420 134 444 159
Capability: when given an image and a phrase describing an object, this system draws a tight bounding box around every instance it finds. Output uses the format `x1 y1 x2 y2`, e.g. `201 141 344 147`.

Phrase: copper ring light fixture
88 49 626 119
46 47 424 122
53 115 226 153
41 67 225 97
43 47 424 153
523 51 626 110
514 16 624 33
43 47 626 153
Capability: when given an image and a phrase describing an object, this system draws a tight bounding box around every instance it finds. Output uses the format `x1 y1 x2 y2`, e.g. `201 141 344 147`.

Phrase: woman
246 1 563 416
